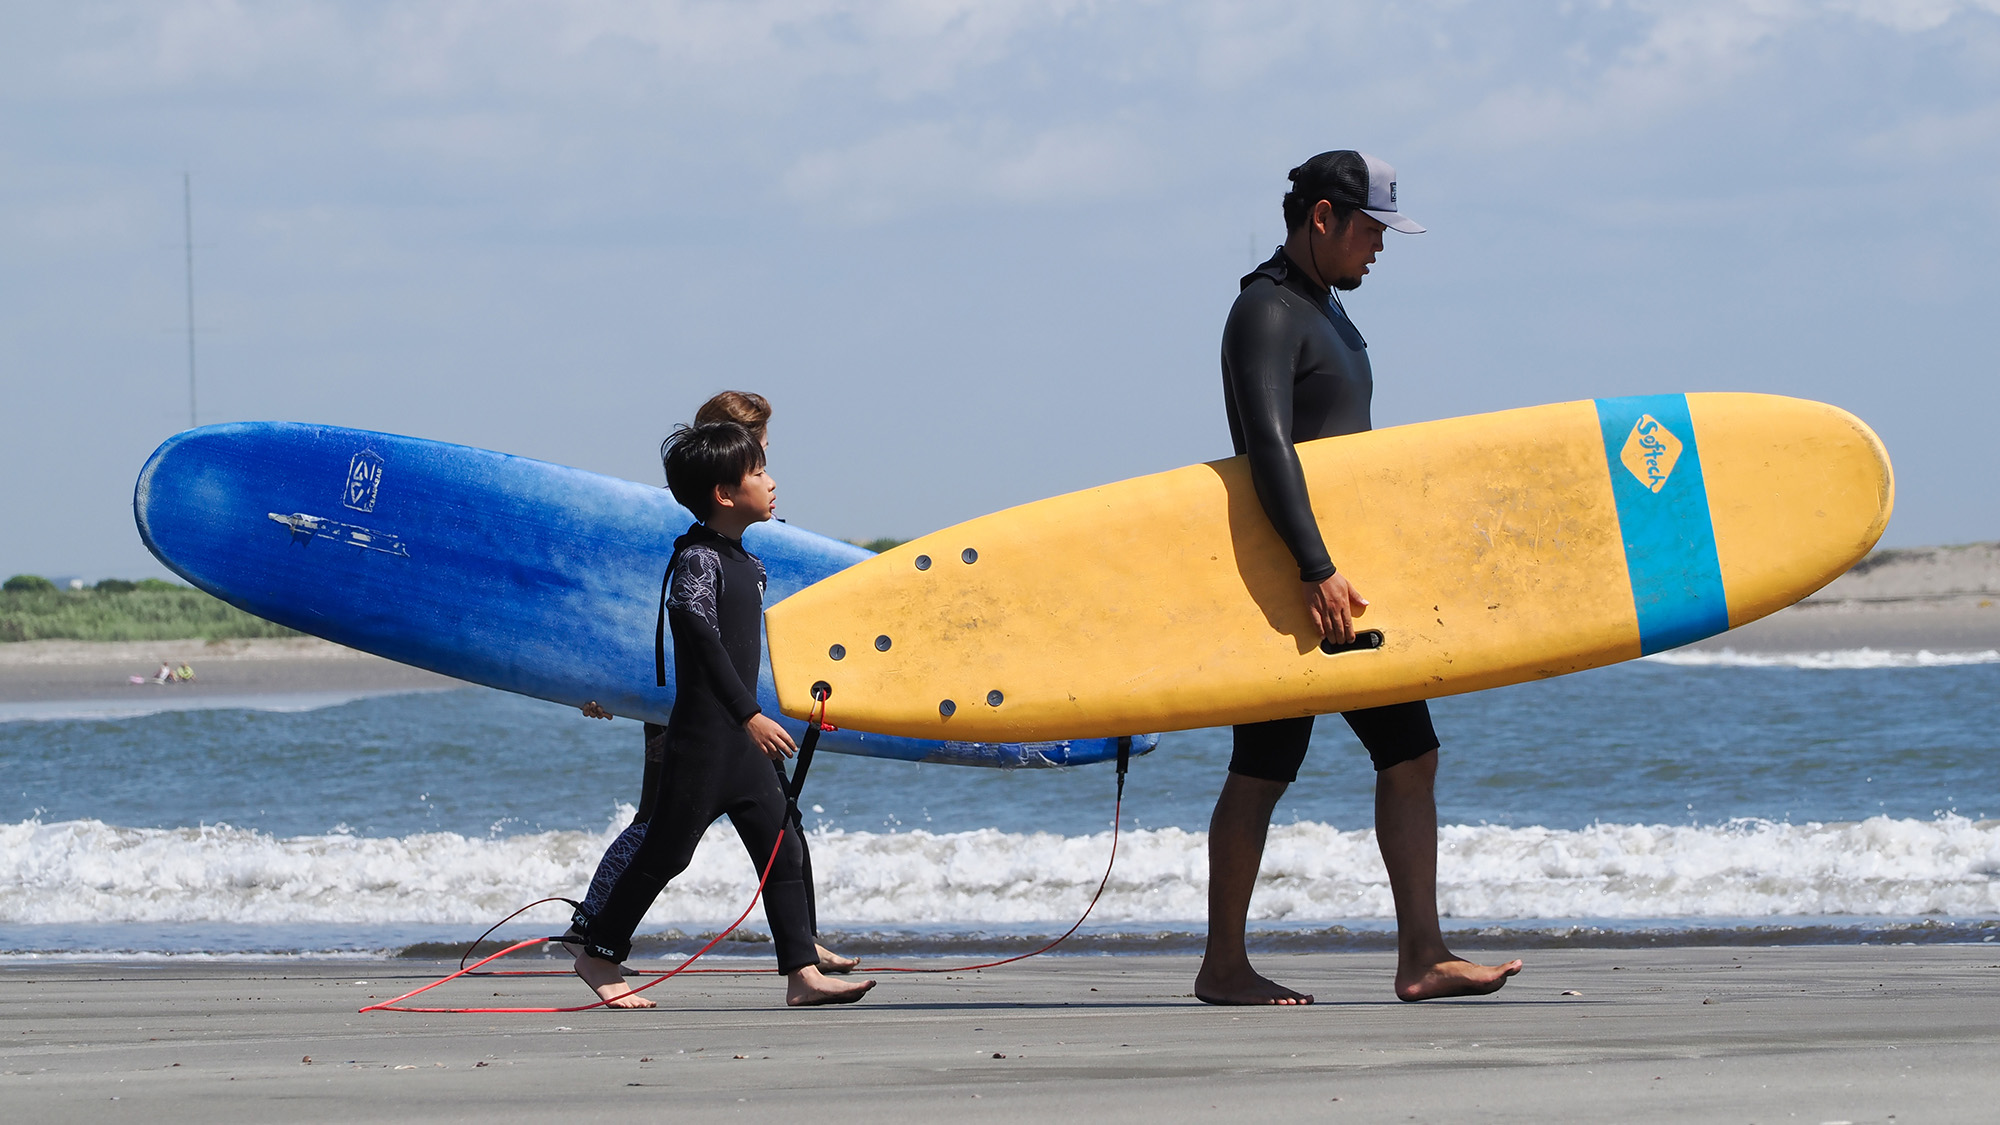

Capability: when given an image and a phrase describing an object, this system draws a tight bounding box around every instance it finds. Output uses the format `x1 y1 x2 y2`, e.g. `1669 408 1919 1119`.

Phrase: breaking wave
4 813 1996 949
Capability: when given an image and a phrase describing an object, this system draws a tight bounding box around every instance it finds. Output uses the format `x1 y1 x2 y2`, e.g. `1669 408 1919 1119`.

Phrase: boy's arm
666 548 762 724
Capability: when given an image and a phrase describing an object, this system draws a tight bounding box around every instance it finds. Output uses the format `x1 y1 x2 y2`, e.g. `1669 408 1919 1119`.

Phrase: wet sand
4 948 1997 1122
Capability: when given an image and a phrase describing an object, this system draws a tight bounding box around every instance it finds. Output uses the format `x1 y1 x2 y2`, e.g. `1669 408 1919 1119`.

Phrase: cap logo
1619 415 1683 494
1389 181 1397 206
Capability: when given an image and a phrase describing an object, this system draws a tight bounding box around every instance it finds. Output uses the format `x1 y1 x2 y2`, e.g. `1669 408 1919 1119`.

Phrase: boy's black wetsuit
577 726 822 936
574 523 817 974
1221 247 1437 782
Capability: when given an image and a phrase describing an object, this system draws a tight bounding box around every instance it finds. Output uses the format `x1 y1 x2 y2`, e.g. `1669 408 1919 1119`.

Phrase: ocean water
3 649 1997 958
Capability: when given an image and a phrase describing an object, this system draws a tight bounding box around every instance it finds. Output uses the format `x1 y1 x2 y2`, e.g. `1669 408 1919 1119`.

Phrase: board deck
765 393 1893 741
134 422 1156 767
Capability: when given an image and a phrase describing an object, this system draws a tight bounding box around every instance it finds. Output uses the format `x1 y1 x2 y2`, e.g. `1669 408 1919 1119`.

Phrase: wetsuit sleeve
667 548 762 725
1221 293 1337 582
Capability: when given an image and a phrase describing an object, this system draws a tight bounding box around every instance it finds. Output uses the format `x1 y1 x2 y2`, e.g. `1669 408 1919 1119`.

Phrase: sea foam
4 813 1996 933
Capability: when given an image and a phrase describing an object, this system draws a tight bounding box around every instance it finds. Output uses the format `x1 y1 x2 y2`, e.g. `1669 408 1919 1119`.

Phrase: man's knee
1377 748 1439 792
1216 772 1289 819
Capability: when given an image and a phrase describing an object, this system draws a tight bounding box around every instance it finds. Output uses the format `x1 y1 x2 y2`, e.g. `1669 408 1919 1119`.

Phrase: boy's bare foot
816 944 860 973
574 952 655 1009
1395 957 1523 1002
786 965 876 1007
1194 962 1314 1005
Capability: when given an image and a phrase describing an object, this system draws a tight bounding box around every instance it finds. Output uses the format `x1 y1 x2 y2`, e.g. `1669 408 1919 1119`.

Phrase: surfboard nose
1686 393 1895 629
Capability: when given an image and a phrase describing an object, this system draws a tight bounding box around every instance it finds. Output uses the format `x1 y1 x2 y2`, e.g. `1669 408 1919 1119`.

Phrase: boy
571 422 876 1008
575 391 856 974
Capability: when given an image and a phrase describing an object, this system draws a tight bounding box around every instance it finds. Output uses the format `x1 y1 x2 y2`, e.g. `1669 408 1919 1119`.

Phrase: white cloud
784 118 1151 221
1434 0 2000 150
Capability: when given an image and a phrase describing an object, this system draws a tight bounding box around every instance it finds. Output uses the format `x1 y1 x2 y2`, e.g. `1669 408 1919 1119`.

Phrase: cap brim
1364 209 1425 234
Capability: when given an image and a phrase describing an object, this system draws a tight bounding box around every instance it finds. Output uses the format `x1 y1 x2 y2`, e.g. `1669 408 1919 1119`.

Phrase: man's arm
1222 297 1335 582
1221 295 1366 642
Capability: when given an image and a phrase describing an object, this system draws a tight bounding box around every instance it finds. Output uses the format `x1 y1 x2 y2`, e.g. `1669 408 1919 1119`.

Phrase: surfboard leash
372 703 1131 1011
360 692 831 1015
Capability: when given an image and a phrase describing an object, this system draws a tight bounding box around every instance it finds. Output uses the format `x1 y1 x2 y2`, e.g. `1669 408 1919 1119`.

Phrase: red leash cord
364 703 1132 1012
359 829 788 1014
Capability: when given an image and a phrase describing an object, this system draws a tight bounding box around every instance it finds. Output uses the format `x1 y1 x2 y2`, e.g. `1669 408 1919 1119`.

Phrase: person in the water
576 391 856 975
1197 150 1523 1006
569 421 875 1008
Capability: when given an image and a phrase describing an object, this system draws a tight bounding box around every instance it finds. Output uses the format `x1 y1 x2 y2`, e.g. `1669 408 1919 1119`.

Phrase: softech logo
1619 415 1683 494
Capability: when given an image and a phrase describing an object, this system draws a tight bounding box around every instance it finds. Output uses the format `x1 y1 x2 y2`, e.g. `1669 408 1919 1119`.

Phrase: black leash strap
783 683 831 821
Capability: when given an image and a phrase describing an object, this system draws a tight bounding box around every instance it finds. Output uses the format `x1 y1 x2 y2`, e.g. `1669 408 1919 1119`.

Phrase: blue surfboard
134 423 1155 768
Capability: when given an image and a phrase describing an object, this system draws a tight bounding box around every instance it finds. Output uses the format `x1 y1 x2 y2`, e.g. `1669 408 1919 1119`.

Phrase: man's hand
579 701 613 720
745 713 798 760
1303 573 1368 643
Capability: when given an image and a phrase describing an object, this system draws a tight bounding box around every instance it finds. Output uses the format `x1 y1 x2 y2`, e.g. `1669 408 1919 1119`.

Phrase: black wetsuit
578 727 821 936
1221 248 1437 781
575 523 817 973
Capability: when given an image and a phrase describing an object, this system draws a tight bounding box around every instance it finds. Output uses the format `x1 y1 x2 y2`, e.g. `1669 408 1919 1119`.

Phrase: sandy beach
1682 541 2000 655
3 948 1997 1122
0 637 464 713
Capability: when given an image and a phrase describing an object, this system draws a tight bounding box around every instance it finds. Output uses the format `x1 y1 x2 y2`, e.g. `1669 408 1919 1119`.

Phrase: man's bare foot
816 944 859 973
1395 957 1523 1002
574 952 655 1009
786 965 876 1007
1194 962 1314 1005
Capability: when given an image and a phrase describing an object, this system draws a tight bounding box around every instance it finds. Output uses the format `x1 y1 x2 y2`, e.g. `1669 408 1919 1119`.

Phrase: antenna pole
184 172 197 429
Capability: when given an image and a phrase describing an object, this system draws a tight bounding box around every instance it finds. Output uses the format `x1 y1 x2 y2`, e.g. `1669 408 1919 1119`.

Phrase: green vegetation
857 538 906 553
0 577 299 643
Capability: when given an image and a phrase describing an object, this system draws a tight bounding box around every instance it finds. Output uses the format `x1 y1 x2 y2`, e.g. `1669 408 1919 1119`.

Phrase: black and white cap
1289 150 1425 234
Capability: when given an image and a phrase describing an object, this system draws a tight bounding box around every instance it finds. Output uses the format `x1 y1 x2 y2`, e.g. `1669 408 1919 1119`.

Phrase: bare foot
786 965 876 1007
1395 957 1523 1002
816 944 860 974
573 952 655 1009
1194 962 1314 1005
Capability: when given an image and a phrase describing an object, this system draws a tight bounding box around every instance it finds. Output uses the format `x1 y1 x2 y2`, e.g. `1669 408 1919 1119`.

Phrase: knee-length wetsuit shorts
1228 701 1438 783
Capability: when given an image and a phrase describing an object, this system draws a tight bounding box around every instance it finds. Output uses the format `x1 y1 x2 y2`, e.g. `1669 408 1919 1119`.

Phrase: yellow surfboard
767 394 1892 741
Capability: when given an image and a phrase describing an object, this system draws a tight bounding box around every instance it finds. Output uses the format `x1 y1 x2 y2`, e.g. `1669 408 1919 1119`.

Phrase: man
1195 150 1524 1006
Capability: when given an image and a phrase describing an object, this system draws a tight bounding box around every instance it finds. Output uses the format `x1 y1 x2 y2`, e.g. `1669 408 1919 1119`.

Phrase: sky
3 0 1997 581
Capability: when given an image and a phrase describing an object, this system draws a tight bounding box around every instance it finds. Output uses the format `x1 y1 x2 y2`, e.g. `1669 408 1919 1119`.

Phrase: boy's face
713 464 777 524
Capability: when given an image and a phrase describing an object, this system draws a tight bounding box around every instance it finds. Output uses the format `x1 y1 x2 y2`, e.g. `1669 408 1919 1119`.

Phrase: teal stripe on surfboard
1593 394 1730 655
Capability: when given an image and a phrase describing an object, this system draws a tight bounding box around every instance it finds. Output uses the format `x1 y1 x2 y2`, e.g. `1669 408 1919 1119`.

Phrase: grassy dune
0 580 298 643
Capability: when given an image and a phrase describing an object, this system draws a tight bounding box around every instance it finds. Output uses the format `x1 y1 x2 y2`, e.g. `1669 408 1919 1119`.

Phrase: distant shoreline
0 636 463 707
4 542 1994 705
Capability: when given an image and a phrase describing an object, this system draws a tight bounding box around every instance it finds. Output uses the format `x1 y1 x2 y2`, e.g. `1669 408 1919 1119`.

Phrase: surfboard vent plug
828 644 846 661
986 690 1003 707
939 699 956 717
961 548 978 564
914 555 931 570
875 635 892 652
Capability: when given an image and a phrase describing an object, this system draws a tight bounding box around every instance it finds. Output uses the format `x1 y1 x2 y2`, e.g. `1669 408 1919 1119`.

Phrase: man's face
1321 210 1388 291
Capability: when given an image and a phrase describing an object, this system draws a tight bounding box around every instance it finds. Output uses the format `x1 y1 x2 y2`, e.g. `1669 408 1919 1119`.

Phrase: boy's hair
693 390 772 444
661 422 766 520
